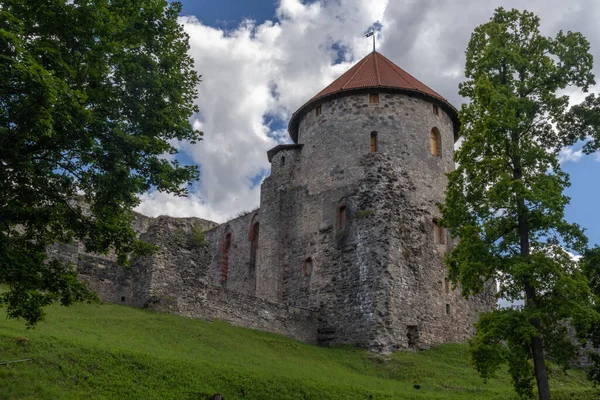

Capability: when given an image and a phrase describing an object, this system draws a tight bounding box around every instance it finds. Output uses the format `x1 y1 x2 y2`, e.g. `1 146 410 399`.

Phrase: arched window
370 131 377 153
338 205 347 230
430 128 441 157
249 222 259 269
225 233 231 251
219 232 232 284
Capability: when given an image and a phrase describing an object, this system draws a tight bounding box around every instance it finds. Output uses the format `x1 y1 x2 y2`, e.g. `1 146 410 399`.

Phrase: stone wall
51 212 318 344
206 211 259 297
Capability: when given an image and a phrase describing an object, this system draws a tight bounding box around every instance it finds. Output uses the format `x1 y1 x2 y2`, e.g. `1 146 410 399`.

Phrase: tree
0 0 201 325
579 247 600 385
440 8 600 399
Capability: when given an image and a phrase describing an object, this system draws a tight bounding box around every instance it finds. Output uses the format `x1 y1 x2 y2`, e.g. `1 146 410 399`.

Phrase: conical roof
312 51 447 102
287 51 458 143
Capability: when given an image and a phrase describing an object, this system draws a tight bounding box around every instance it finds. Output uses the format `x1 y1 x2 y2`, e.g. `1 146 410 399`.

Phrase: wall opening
121 296 125 303
281 156 285 166
370 131 377 153
430 127 441 157
407 325 420 348
316 105 322 116
433 104 439 115
444 278 450 294
338 205 347 231
303 257 313 277
219 232 232 285
369 93 379 104
446 304 451 315
250 222 259 270
433 219 446 245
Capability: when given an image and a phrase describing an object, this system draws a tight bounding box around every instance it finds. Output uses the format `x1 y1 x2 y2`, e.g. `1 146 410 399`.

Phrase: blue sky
563 156 599 245
179 0 276 28
142 0 600 248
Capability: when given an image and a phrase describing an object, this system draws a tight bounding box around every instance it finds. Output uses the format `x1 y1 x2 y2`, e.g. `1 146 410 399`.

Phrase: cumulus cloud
136 0 600 222
559 147 584 164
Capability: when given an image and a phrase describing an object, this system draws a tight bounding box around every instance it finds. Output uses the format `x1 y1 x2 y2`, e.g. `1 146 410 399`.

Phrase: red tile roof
287 51 458 143
311 51 447 102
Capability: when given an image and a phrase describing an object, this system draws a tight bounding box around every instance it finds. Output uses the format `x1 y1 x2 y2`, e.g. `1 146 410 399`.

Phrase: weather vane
365 31 375 52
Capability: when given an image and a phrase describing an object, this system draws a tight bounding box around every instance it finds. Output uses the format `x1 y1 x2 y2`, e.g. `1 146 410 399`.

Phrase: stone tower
255 51 493 352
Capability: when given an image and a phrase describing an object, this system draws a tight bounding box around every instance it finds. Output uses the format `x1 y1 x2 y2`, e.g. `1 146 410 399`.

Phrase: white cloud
559 147 584 164
136 0 600 222
136 191 221 221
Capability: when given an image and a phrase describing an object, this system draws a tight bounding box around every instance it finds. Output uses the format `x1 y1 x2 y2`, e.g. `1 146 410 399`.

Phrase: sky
136 0 600 247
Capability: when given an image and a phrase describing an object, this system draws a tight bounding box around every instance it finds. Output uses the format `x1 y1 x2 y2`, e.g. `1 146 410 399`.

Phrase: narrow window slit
338 206 347 231
430 128 441 157
370 131 377 153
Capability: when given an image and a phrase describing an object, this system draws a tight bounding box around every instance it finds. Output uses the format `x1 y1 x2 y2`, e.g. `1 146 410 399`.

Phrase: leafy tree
0 0 201 325
579 247 600 384
440 8 600 399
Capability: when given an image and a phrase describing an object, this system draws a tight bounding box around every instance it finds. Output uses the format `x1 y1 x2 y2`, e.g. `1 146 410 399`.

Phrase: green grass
0 302 596 400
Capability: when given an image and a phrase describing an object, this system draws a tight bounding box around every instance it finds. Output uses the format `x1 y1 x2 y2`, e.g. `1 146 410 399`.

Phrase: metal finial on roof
365 31 375 53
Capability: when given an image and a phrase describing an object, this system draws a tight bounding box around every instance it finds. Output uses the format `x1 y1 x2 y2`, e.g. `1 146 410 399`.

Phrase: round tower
287 51 458 205
257 51 494 351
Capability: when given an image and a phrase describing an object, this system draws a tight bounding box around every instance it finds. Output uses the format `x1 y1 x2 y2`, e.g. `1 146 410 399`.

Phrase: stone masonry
57 51 496 352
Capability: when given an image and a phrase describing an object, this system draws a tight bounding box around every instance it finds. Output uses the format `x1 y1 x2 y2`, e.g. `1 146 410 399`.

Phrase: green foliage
0 300 597 399
441 7 600 398
579 247 600 384
0 1 201 325
172 224 208 249
131 239 160 258
470 309 538 398
173 227 186 247
561 94 600 152
354 209 375 219
191 224 208 248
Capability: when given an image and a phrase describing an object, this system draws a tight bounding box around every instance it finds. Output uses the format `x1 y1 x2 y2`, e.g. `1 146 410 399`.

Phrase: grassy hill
0 302 596 400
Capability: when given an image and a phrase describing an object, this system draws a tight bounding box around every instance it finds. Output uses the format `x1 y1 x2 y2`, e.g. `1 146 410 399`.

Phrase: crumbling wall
157 281 318 343
50 212 318 344
206 211 259 297
48 213 158 307
136 215 217 309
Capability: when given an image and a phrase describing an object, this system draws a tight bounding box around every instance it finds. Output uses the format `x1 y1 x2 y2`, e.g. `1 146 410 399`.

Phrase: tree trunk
525 284 551 400
514 127 551 400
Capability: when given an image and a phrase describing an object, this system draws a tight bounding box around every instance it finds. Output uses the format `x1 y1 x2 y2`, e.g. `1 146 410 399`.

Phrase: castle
55 51 495 353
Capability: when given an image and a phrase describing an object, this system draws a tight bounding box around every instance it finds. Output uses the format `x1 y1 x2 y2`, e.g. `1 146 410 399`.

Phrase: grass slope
0 302 596 400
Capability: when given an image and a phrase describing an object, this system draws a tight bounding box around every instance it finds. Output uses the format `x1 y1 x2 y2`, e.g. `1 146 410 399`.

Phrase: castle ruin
54 51 495 353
